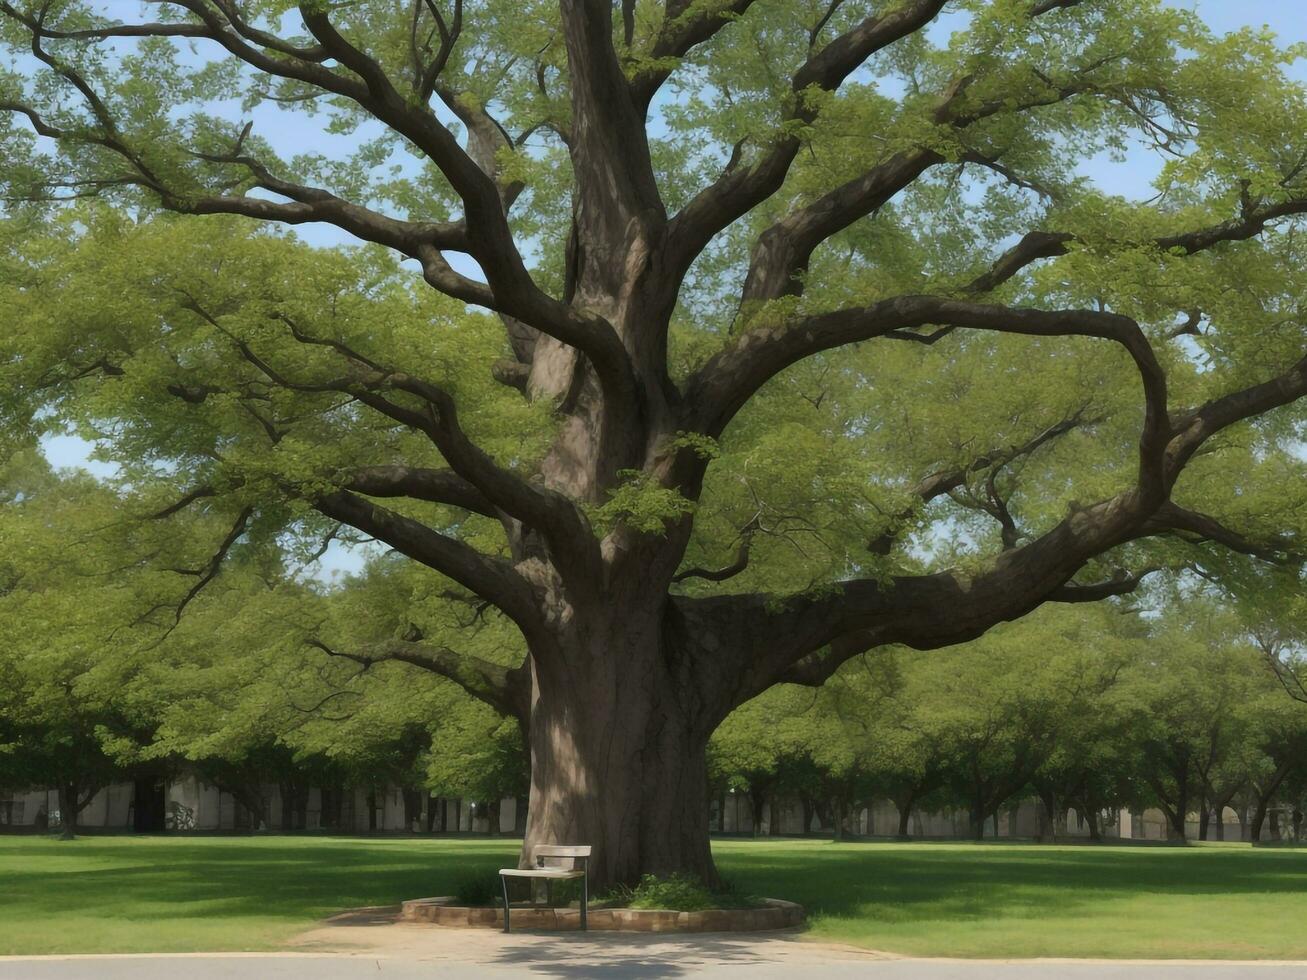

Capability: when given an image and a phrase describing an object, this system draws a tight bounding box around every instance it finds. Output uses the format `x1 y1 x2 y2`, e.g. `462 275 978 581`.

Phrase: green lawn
1 835 1305 959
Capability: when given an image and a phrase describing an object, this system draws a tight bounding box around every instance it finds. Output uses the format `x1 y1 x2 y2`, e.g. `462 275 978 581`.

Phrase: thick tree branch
1164 354 1307 483
629 0 758 109
720 486 1154 705
559 0 665 233
672 518 758 584
869 410 1095 554
665 0 950 270
685 298 1169 509
344 466 498 519
1047 566 1160 602
962 197 1307 298
737 150 940 308
178 148 468 255
169 506 254 623
150 484 218 520
181 298 601 583
0 2 636 398
1141 502 1302 564
308 638 530 720
313 490 542 633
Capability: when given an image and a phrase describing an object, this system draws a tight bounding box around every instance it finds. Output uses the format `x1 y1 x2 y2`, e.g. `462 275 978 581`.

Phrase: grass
714 838 1307 960
1 835 1305 958
0 835 516 955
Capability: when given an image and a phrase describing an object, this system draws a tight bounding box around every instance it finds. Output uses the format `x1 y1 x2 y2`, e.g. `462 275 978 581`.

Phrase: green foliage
0 0 1303 876
608 872 758 911
452 868 502 907
592 469 697 535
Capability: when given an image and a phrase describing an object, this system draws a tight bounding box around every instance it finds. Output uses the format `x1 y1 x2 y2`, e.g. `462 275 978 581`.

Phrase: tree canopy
1 0 1305 887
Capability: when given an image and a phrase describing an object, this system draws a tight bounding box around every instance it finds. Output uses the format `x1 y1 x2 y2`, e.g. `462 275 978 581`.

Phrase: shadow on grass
0 836 518 924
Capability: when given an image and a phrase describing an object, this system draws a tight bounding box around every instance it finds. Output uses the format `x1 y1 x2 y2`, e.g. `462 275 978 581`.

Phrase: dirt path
288 906 887 969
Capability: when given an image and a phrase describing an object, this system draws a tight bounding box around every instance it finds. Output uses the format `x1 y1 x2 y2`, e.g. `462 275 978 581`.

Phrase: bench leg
500 874 511 934
581 874 588 931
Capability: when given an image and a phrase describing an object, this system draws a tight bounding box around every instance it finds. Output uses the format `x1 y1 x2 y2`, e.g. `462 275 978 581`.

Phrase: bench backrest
533 844 591 870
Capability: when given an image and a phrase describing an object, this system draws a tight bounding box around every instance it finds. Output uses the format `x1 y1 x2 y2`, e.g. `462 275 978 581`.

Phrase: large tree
2 0 1306 888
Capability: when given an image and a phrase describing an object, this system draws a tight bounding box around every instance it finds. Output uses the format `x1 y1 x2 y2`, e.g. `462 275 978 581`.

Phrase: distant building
0 775 519 835
0 779 1272 842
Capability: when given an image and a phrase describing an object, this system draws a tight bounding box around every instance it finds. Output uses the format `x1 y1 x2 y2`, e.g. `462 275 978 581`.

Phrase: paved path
3 951 1307 980
5 915 1307 979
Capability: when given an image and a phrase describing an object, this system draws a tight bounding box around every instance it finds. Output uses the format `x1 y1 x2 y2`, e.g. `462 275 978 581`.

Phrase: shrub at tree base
614 873 762 912
449 869 759 912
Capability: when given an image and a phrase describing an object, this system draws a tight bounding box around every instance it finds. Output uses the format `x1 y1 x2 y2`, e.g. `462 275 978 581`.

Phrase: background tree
3 0 1306 887
709 686 808 836
0 452 176 836
425 703 528 835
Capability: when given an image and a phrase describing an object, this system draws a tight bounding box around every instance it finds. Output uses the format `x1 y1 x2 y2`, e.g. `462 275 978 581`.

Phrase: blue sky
36 0 1307 574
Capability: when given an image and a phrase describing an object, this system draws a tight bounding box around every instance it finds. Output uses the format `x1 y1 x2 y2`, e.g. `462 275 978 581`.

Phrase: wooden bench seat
499 844 591 932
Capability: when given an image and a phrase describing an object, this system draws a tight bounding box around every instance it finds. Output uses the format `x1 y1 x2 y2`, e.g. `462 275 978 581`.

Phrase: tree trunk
832 797 846 841
800 797 815 836
895 794 914 840
486 798 502 836
749 790 766 838
1085 807 1101 842
1251 800 1269 842
57 783 78 840
321 785 345 830
1164 805 1186 842
1037 788 1057 843
968 798 987 841
814 798 834 832
402 789 424 831
1198 805 1210 841
518 630 720 893
280 782 309 831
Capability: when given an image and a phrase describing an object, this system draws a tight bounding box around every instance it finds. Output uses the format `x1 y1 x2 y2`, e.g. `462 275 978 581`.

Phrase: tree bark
1249 762 1292 843
1164 804 1187 842
1251 800 1269 842
749 789 767 838
1084 807 1101 842
895 793 915 840
968 798 987 841
57 783 78 840
514 794 529 837
518 618 722 891
1037 788 1057 843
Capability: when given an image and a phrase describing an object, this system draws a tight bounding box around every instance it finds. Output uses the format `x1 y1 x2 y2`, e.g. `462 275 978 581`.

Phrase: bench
499 844 591 932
